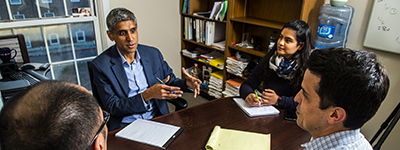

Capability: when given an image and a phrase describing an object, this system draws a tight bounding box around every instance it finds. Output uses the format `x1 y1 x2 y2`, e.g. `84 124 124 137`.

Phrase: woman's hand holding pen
142 75 183 102
245 89 279 107
182 67 202 98
261 89 279 105
245 93 261 107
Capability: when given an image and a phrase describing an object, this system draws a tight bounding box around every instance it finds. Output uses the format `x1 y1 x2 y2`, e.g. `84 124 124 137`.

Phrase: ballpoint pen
254 89 262 106
156 77 176 94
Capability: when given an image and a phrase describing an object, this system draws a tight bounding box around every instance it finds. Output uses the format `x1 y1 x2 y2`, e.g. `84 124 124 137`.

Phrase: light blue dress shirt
116 48 158 123
301 129 373 150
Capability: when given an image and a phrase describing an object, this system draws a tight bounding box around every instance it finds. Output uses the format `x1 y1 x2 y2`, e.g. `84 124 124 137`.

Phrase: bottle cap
330 0 348 7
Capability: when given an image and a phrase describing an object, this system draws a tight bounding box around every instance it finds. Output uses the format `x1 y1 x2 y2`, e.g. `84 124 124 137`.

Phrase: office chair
86 61 188 111
369 101 400 150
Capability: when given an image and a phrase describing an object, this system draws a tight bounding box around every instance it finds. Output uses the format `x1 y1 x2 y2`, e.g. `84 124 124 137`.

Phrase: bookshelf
180 0 324 98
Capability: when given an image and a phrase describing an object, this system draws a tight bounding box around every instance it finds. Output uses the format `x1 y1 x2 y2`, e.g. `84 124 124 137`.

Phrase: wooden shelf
182 13 227 23
180 0 323 98
181 55 224 71
230 17 285 30
228 45 268 57
183 39 225 52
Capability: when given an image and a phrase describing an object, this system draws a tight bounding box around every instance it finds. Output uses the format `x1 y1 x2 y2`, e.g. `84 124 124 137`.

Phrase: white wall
103 0 182 77
100 0 400 149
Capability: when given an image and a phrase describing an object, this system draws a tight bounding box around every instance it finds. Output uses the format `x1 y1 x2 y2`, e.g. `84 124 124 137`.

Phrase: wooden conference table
107 97 311 150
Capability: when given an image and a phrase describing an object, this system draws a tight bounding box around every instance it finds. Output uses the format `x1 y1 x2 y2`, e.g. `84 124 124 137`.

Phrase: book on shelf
211 40 225 50
226 56 249 77
184 17 192 40
206 21 225 46
224 84 239 96
189 17 193 40
225 78 245 89
182 0 187 14
208 71 223 98
199 50 223 62
208 88 222 98
219 0 228 21
209 57 224 70
223 78 245 96
205 125 271 150
214 1 225 20
209 1 223 20
182 48 207 59
187 0 190 14
233 98 280 117
210 71 223 79
182 49 199 58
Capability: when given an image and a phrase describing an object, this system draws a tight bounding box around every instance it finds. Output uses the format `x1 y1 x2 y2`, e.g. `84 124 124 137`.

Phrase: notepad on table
233 98 280 117
205 125 271 150
115 119 183 149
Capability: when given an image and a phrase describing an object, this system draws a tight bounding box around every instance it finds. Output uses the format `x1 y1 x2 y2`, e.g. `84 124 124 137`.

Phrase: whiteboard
364 0 400 54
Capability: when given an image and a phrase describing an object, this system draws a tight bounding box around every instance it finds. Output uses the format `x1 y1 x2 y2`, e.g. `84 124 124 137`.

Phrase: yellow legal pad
205 126 271 150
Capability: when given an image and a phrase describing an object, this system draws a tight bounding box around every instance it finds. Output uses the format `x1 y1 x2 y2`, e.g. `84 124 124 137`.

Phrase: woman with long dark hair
239 20 313 116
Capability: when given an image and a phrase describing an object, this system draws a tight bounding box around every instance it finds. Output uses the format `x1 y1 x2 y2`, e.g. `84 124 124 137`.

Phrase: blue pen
156 77 176 94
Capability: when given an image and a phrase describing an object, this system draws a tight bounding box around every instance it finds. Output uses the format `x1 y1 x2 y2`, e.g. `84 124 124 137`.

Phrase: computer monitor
0 34 30 64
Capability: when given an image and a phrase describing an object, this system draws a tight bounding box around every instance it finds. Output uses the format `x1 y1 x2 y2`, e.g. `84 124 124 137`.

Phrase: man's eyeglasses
86 110 110 150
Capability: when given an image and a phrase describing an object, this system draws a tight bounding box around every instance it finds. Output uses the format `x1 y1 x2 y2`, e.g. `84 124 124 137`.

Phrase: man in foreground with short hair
0 80 108 150
295 48 390 149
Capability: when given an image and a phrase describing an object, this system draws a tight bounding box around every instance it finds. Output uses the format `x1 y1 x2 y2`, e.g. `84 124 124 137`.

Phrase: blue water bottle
314 0 354 49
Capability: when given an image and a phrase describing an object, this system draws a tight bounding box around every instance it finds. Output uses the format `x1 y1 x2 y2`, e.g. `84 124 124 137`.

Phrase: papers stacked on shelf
226 56 249 77
208 71 223 98
211 40 225 51
182 49 197 58
199 50 224 63
182 48 207 58
223 78 244 97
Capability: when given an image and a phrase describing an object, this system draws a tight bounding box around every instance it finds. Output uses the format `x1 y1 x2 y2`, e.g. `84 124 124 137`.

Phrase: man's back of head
0 80 102 150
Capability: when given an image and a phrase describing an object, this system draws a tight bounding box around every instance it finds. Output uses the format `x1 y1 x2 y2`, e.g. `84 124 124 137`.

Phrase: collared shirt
301 129 372 150
116 48 158 123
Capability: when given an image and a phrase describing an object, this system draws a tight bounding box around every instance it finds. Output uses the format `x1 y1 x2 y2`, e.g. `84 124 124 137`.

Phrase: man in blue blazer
90 7 201 131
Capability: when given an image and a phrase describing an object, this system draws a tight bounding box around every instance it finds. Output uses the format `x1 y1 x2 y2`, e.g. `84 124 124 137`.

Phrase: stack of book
181 48 207 58
182 49 197 58
226 56 249 77
223 78 244 97
198 50 223 63
211 40 225 51
208 71 223 98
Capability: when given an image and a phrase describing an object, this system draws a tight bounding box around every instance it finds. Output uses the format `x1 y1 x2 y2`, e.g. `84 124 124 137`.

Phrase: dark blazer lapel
110 47 130 97
140 50 155 86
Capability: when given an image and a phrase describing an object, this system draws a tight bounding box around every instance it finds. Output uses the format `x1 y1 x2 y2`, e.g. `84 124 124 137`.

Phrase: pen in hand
156 77 176 94
254 89 262 106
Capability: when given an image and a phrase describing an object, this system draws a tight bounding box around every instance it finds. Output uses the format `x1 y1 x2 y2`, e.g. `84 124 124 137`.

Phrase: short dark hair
106 7 137 33
0 80 102 150
307 48 390 129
